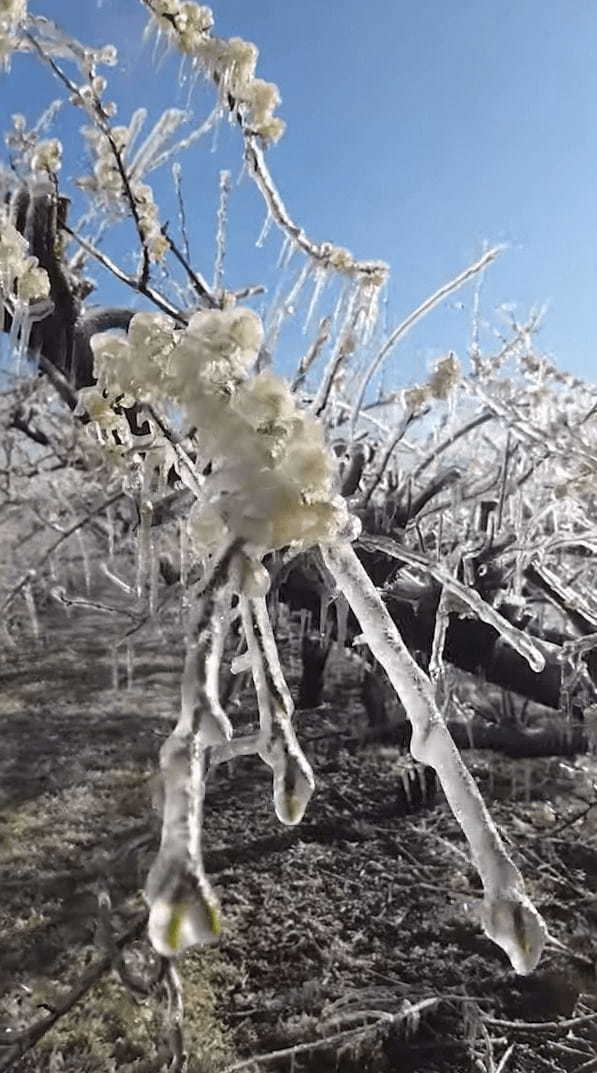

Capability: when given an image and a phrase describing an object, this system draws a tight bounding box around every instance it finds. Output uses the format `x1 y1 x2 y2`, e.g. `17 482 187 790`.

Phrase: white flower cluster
80 124 167 262
148 1 285 144
0 205 51 303
0 0 26 71
86 307 351 553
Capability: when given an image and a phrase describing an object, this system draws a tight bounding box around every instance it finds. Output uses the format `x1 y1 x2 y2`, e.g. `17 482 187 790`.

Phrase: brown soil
1 603 597 1073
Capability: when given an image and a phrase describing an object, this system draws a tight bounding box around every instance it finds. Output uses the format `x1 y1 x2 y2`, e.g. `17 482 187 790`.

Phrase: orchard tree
3 0 597 1066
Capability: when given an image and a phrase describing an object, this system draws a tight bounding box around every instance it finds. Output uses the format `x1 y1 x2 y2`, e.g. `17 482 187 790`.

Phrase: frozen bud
75 387 120 430
110 125 129 152
30 138 62 174
481 894 547 975
267 738 315 825
17 264 50 301
227 36 258 92
181 2 213 32
326 245 354 272
267 487 350 550
98 44 118 66
282 415 332 494
238 555 270 597
127 312 176 362
241 78 281 130
429 352 460 400
0 0 26 19
368 264 389 287
147 878 221 957
237 371 294 431
188 501 228 553
92 75 107 95
147 232 170 263
256 116 286 145
404 384 429 414
186 306 263 377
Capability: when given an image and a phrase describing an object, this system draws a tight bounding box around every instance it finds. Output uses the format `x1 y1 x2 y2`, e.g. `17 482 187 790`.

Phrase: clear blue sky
2 0 596 384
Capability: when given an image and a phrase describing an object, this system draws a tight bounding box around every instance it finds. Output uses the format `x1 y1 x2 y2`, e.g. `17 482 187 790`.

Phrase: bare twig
1 489 126 614
0 915 147 1071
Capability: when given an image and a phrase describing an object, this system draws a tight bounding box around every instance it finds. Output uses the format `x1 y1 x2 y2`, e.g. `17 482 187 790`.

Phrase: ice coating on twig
240 594 314 825
321 540 547 974
145 543 239 957
361 534 546 674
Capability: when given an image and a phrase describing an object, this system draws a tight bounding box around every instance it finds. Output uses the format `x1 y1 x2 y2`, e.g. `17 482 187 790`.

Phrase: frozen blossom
29 137 62 174
85 306 348 554
145 1 285 144
0 206 50 302
0 0 26 71
79 113 189 262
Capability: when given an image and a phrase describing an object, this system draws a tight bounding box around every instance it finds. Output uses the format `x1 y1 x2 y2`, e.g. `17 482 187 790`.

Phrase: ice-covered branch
241 592 314 825
144 541 239 958
352 246 503 428
359 533 546 674
321 539 547 974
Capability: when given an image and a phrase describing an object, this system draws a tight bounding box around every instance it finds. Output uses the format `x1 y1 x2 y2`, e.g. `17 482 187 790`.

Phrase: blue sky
2 0 597 385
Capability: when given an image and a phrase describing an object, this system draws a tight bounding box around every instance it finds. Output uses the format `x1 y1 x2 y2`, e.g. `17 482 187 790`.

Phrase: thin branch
362 410 415 507
0 915 146 1071
352 246 504 430
245 138 388 283
62 224 186 323
1 489 126 614
161 224 217 308
413 410 494 481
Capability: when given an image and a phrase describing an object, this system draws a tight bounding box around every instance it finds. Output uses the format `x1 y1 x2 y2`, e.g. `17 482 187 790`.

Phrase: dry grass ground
1 601 597 1072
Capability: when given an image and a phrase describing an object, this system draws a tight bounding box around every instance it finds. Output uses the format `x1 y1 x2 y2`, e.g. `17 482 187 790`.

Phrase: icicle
121 107 148 168
213 169 231 292
100 562 133 595
241 596 314 826
400 767 412 805
303 267 327 334
335 593 349 652
256 209 273 249
149 528 160 616
331 278 351 331
319 591 329 636
106 506 115 560
523 761 532 803
77 530 91 594
429 585 450 685
23 583 39 640
276 234 291 269
136 458 154 604
284 261 312 316
111 644 119 690
299 608 309 645
179 517 188 589
126 643 134 690
358 281 382 347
